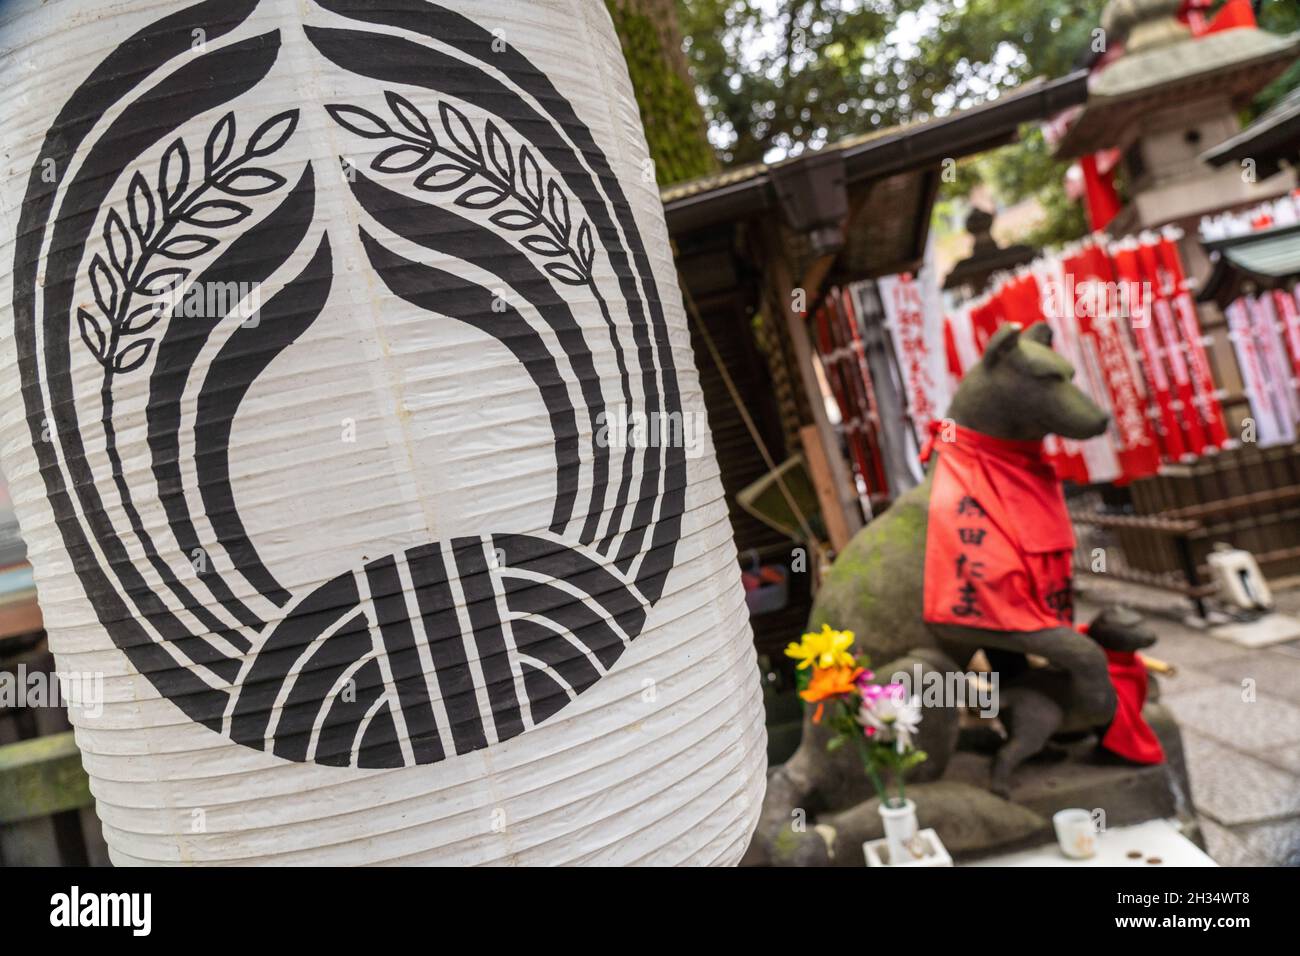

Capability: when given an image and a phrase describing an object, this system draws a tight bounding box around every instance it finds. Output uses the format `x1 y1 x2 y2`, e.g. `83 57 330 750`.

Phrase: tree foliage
677 0 902 166
1253 0 1300 116
606 0 716 185
677 0 1299 248
678 0 1107 167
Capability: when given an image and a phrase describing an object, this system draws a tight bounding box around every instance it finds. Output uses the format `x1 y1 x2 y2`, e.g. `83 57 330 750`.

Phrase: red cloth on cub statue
1100 647 1165 764
920 422 1163 763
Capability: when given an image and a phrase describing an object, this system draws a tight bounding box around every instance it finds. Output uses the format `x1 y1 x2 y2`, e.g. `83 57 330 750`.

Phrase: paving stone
1145 629 1253 669
1181 731 1300 826
1199 651 1300 703
1153 667 1230 699
1198 817 1269 867
1211 614 1300 648
1269 588 1300 618
1236 819 1300 866
1089 584 1300 854
1270 640 1300 661
1165 683 1300 753
1265 741 1300 776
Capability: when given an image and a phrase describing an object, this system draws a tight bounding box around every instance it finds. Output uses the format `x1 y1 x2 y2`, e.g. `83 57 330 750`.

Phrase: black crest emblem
13 0 686 767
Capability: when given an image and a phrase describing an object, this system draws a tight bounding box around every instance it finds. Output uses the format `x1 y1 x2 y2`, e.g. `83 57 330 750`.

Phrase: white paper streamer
1228 297 1296 447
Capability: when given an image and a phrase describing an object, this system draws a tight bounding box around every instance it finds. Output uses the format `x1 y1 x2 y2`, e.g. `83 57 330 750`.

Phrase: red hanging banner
1111 242 1187 461
1137 239 1208 456
1065 244 1162 482
1154 234 1231 448
814 289 890 502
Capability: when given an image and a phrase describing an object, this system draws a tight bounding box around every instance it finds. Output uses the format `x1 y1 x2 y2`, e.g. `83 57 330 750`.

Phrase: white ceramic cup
1053 808 1099 859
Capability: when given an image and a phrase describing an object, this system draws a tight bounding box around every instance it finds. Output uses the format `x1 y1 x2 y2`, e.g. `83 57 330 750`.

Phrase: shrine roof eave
661 70 1089 238
1197 220 1300 306
1054 29 1300 160
1201 85 1300 170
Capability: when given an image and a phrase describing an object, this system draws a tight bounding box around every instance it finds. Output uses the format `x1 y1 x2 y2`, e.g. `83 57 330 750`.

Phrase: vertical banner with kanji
813 290 891 502
1136 239 1208 456
1231 294 1299 446
1065 243 1162 482
1275 288 1300 387
1154 233 1230 449
1111 241 1188 462
878 238 951 449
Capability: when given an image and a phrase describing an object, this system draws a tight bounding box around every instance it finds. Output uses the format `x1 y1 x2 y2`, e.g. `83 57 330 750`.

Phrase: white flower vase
863 797 952 866
880 798 919 862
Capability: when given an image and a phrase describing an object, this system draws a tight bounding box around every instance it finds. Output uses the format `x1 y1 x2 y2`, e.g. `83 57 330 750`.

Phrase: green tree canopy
679 0 1106 167
1255 0 1300 114
678 0 1299 248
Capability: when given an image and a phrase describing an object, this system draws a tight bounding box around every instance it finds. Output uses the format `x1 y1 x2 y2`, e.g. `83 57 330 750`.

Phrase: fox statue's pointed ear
1023 321 1053 348
983 323 1022 366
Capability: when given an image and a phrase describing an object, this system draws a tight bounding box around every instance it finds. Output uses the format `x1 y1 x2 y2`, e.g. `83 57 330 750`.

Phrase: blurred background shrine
652 0 1300 779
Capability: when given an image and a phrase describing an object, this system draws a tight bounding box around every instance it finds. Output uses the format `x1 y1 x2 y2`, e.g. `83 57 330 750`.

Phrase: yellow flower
784 624 856 670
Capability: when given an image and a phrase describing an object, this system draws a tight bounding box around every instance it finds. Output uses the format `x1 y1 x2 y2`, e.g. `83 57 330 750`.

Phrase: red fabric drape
1081 153 1122 231
1102 650 1166 764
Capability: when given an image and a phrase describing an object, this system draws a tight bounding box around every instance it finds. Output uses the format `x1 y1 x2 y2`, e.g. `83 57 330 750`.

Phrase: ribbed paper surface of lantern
0 0 765 864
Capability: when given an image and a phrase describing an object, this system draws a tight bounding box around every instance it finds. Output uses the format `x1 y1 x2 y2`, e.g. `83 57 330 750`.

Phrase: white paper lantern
0 0 765 864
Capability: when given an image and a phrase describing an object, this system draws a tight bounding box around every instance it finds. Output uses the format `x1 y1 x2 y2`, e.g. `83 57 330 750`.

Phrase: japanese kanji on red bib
921 424 1075 630
920 423 1163 764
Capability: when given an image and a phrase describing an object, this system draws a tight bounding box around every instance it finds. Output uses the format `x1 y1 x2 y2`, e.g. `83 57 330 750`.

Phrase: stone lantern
1055 0 1300 276
942 207 1037 301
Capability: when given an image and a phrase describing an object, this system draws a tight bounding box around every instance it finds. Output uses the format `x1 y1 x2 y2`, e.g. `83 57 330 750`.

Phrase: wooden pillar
767 250 863 552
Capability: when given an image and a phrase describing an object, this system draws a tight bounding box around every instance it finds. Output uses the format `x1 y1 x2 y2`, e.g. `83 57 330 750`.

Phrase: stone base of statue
742 683 1197 867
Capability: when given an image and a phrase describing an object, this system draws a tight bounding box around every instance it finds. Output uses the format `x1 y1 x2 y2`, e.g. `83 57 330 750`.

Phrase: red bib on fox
921 424 1074 630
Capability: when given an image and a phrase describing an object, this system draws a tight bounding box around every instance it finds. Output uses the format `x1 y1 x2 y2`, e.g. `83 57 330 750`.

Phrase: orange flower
800 665 865 723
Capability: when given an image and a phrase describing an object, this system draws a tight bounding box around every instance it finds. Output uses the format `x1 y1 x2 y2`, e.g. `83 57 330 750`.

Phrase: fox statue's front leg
985 607 1158 797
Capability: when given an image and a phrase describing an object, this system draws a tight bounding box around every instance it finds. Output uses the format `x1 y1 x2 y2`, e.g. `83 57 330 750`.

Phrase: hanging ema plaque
0 0 764 865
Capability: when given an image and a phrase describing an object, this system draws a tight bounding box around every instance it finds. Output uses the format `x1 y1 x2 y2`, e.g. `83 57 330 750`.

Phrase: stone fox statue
745 322 1170 864
811 321 1128 786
